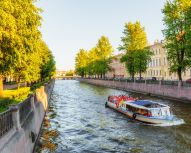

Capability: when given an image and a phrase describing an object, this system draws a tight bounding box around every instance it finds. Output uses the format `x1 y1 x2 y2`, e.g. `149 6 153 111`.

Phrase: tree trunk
139 70 142 80
132 73 135 81
17 82 20 90
177 68 182 81
0 75 3 98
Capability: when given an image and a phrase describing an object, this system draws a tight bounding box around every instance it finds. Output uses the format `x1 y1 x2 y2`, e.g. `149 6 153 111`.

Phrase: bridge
55 76 77 80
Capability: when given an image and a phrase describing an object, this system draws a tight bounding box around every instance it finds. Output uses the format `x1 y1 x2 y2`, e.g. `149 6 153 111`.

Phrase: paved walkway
3 83 26 90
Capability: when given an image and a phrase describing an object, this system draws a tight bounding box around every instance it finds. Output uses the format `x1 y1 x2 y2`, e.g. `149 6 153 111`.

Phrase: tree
162 0 191 81
65 70 74 76
120 53 136 80
75 36 113 78
95 36 113 78
40 45 56 81
12 0 42 87
119 21 151 80
134 48 152 79
75 49 88 77
0 0 20 96
0 0 55 95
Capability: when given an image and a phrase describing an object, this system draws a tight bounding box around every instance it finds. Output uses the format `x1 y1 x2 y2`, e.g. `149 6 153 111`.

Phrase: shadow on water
35 80 191 153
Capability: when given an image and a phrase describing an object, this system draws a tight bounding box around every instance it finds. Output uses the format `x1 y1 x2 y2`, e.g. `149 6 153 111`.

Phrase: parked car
147 77 157 81
186 78 191 84
152 77 157 81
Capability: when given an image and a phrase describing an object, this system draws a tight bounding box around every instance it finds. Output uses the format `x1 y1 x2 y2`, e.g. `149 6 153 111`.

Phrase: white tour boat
106 95 184 125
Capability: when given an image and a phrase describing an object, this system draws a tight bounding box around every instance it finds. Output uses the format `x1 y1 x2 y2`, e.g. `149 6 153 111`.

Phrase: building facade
106 41 191 80
106 54 129 78
147 41 191 80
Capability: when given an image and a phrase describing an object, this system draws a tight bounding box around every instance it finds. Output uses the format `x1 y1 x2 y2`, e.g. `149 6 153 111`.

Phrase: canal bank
77 78 191 102
0 80 55 153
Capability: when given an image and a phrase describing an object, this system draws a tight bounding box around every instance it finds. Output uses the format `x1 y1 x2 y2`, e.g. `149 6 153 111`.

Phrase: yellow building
106 40 191 80
146 40 191 80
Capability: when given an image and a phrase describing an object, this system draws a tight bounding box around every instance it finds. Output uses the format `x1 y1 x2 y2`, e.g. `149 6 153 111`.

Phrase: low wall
78 78 191 102
0 80 55 153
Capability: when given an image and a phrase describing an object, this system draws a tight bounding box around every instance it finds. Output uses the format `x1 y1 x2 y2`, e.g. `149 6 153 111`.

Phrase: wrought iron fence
161 80 178 86
19 97 31 125
146 80 160 84
0 110 13 138
135 80 145 83
182 81 191 88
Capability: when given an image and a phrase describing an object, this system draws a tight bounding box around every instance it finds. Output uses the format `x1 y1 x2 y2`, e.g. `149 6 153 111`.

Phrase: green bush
0 98 18 113
4 87 31 101
30 80 49 91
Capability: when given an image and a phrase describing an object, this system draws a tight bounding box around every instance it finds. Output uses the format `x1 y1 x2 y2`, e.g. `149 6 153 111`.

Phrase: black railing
161 80 178 86
19 97 31 125
80 77 191 88
135 80 145 83
182 81 191 88
0 110 13 138
145 80 160 84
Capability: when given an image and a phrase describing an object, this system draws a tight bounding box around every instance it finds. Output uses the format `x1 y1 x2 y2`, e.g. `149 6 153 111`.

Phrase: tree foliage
75 36 113 78
0 0 56 97
162 0 191 81
119 21 151 80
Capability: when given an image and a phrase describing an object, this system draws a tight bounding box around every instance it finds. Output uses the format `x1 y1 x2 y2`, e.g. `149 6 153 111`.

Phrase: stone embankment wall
0 80 55 153
78 78 191 102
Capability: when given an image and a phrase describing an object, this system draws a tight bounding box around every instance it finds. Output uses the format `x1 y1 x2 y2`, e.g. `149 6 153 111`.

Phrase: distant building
106 40 191 80
146 40 191 80
106 54 129 78
56 70 66 77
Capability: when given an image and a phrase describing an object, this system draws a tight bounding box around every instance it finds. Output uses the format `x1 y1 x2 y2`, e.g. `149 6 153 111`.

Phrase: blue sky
36 0 166 70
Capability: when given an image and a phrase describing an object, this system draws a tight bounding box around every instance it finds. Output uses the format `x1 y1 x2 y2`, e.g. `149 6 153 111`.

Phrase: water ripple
35 80 191 153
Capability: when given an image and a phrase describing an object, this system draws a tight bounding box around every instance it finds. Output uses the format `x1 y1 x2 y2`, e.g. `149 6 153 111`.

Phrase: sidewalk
3 83 26 90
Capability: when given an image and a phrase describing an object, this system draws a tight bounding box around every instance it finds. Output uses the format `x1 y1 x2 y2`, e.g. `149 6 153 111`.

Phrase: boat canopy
131 100 167 109
132 100 153 106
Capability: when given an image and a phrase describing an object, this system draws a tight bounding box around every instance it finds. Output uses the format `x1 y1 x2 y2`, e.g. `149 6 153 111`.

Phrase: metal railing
0 110 13 138
81 77 191 88
182 81 191 88
161 80 178 86
19 97 31 125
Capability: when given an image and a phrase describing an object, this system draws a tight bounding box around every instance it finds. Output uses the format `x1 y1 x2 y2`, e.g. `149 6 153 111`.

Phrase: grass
0 87 31 113
0 79 50 113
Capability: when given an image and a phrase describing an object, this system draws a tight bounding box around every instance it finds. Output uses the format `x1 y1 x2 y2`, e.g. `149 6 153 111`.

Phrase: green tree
75 49 88 77
12 0 42 87
65 70 74 76
134 48 152 79
40 46 56 81
119 21 150 80
0 0 55 96
162 0 191 81
0 0 20 96
95 36 113 78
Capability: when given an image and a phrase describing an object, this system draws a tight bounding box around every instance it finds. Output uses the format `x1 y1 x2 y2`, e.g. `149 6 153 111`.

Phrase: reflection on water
35 80 191 153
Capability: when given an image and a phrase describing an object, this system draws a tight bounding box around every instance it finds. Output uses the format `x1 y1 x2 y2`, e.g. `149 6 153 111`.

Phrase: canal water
35 80 191 153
